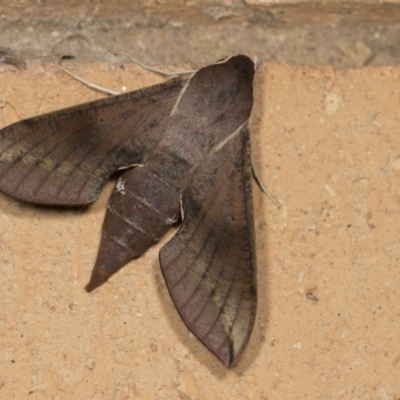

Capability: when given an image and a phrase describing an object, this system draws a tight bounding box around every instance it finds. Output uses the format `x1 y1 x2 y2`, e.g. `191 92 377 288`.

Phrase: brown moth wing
160 125 256 367
0 76 189 206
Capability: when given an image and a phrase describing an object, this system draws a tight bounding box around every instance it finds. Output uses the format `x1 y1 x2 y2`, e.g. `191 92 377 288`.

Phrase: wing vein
178 218 227 308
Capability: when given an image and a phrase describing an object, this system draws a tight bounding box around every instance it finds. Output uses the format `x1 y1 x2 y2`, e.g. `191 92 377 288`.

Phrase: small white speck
169 20 183 27
121 86 127 92
116 178 126 195
308 225 320 235
294 342 301 349
166 216 179 225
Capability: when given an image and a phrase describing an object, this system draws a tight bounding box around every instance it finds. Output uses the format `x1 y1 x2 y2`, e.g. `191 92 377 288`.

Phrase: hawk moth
0 55 256 367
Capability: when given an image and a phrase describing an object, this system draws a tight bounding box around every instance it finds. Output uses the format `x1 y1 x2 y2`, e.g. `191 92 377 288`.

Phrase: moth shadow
245 67 273 368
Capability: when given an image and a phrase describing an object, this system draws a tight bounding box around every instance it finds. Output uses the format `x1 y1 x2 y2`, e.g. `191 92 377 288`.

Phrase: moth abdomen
86 163 182 292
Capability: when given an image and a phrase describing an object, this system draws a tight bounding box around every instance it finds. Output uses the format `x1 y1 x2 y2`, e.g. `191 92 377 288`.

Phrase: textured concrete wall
0 59 400 399
2 0 400 68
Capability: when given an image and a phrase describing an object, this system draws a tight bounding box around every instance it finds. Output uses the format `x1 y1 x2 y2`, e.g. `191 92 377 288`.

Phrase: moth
0 55 256 367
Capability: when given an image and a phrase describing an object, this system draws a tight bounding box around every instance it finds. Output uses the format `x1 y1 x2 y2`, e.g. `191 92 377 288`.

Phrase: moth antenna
115 52 196 78
251 153 281 208
56 63 121 95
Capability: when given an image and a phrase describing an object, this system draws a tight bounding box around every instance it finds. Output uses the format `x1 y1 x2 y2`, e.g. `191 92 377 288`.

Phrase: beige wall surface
0 61 400 399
